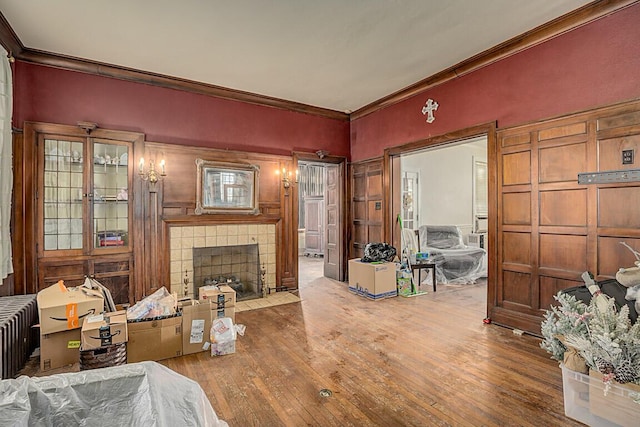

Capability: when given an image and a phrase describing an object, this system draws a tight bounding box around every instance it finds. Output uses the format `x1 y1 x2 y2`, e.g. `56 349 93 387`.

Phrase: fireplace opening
193 244 262 301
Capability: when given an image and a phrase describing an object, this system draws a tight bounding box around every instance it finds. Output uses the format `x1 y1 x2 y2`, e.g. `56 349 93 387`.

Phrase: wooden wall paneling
21 128 37 294
538 142 587 183
146 141 293 293
495 131 534 329
598 187 640 229
598 236 640 277
494 99 640 335
281 159 297 290
10 131 23 295
539 189 587 227
598 134 640 171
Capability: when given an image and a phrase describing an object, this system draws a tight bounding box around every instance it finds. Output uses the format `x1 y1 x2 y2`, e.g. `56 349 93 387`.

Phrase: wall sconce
139 157 166 190
276 167 298 189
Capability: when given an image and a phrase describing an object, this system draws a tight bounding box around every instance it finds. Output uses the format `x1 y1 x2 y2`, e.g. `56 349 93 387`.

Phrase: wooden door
350 159 384 260
324 163 343 280
304 196 324 256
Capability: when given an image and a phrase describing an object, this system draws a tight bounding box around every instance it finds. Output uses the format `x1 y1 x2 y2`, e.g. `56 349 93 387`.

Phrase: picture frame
195 159 260 215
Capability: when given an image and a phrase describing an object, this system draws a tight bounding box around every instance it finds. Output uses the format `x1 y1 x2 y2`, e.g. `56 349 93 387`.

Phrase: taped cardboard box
348 259 398 300
37 281 104 335
40 328 81 372
212 306 235 322
81 310 128 350
126 314 182 363
198 284 236 307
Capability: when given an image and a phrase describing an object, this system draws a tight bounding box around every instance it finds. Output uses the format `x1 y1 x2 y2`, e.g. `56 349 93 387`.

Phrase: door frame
293 151 348 283
383 122 497 316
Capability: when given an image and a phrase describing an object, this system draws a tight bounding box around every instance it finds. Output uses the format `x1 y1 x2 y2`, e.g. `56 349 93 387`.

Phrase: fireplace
169 223 276 299
193 243 262 301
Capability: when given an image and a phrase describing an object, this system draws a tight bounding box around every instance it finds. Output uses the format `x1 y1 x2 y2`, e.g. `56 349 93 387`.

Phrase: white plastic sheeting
418 225 486 285
0 361 228 427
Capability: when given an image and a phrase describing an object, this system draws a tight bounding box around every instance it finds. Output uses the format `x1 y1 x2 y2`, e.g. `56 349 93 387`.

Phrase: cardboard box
40 328 81 372
348 259 398 300
181 301 212 355
198 284 236 307
181 301 236 355
212 306 235 323
126 315 183 363
37 281 104 335
81 310 128 350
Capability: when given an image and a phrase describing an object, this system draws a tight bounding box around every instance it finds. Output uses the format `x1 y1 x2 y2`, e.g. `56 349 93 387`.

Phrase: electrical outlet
622 149 634 165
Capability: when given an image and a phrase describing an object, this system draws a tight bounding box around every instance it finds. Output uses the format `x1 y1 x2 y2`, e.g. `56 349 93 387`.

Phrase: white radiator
468 233 487 249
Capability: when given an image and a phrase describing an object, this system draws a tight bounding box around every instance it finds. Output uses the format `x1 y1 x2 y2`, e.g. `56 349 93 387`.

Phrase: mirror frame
195 159 260 215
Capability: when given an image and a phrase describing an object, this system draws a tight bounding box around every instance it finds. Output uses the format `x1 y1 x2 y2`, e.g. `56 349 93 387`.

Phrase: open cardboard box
37 281 104 335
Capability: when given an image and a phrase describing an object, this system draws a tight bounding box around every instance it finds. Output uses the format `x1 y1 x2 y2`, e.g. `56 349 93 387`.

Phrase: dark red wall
351 3 640 161
13 62 350 158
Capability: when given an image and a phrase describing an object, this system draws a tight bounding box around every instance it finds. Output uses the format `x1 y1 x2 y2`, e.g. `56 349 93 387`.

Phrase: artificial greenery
540 291 590 362
541 290 640 393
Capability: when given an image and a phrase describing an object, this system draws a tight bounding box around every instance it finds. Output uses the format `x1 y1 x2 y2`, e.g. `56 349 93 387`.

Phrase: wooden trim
14 48 349 121
383 121 497 314
0 12 23 57
351 0 638 120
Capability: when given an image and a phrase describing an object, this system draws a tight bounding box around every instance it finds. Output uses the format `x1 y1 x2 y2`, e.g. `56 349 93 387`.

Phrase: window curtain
0 45 13 280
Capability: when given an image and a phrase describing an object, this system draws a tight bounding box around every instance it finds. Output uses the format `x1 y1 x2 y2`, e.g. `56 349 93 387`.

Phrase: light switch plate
622 149 634 165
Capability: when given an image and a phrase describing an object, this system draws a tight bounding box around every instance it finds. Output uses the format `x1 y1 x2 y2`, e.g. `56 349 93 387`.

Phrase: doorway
295 154 346 288
386 122 496 308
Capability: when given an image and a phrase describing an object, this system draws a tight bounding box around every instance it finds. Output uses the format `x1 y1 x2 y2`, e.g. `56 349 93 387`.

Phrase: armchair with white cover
417 225 486 285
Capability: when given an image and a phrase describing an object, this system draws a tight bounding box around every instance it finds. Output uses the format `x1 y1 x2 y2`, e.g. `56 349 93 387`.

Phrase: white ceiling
0 0 593 113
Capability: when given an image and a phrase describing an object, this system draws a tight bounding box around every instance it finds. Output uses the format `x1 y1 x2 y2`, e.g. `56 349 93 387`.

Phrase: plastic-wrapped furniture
417 225 486 285
0 361 228 427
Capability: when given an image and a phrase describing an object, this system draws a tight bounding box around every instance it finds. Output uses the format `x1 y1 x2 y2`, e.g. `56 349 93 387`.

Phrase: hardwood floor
160 257 581 426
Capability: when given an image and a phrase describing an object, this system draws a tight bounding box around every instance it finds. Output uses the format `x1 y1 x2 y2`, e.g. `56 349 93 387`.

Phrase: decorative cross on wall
421 98 439 123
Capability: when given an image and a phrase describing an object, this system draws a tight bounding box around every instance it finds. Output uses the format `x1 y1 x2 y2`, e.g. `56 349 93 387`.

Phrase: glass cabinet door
40 135 132 256
92 140 130 250
43 137 85 252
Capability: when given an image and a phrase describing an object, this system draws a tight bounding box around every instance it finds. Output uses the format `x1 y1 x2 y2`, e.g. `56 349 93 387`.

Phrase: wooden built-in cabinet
26 122 143 304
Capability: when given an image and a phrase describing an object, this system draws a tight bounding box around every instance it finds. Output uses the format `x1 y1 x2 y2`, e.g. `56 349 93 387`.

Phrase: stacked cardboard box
199 284 236 322
79 310 128 369
36 281 104 371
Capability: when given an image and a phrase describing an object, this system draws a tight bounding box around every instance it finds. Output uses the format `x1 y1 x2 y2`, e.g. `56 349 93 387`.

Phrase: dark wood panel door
350 159 383 260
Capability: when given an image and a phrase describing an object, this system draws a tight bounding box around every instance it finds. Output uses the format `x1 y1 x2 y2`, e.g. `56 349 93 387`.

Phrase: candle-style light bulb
160 159 166 175
139 157 144 173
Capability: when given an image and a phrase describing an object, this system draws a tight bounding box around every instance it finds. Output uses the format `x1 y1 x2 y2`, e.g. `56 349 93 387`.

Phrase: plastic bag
126 287 176 320
361 242 397 262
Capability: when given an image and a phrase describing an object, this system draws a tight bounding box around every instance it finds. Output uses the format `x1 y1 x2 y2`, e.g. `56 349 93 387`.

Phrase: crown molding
350 0 639 120
0 11 23 57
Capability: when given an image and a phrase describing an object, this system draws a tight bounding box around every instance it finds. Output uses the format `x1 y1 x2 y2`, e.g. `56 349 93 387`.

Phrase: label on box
87 314 104 323
190 319 205 344
67 340 81 349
